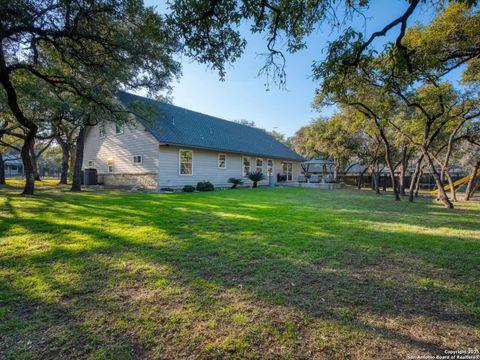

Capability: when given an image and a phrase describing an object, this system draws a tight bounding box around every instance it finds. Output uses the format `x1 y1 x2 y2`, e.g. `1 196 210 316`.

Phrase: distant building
3 151 23 177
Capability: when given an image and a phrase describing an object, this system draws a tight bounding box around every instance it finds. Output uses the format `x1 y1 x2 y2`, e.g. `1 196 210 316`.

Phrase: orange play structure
430 169 480 195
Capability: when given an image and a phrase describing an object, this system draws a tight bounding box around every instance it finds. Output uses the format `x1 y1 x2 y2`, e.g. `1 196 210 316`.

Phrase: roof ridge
116 90 304 161
118 90 277 136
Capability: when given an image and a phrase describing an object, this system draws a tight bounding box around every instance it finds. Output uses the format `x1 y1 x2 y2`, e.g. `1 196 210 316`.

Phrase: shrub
196 181 214 192
228 177 243 189
247 171 266 188
182 185 195 192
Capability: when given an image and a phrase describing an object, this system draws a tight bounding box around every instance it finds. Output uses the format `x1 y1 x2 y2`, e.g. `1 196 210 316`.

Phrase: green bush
182 185 196 192
228 177 243 189
247 171 266 188
196 181 214 192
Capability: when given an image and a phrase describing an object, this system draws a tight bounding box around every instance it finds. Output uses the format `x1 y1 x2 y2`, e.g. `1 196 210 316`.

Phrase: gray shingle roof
117 91 304 161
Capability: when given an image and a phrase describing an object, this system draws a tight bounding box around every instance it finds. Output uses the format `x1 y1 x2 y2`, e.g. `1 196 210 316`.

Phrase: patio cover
301 159 335 175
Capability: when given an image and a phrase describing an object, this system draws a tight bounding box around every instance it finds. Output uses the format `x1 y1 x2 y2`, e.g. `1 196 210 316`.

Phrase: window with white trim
114 124 123 135
99 123 106 138
218 153 226 169
107 158 114 173
87 160 94 168
267 159 273 176
133 155 142 164
256 158 263 173
242 157 251 177
179 149 193 175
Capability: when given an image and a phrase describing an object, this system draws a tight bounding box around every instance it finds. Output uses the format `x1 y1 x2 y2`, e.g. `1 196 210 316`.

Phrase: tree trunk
375 172 381 194
71 127 86 192
415 169 423 198
69 145 76 183
384 153 399 201
408 155 423 202
399 168 406 196
471 180 480 198
426 153 453 208
445 171 457 202
29 141 41 181
399 147 409 196
21 131 37 195
60 147 69 184
57 136 70 185
373 115 398 200
357 168 367 189
0 153 5 185
464 162 479 201
0 45 38 195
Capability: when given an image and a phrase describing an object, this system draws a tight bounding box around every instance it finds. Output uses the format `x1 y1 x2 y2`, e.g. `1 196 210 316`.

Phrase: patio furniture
309 175 320 183
297 175 307 183
324 175 336 183
277 173 287 182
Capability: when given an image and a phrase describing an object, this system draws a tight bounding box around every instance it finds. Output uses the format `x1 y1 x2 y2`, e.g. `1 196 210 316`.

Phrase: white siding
83 125 303 189
158 145 302 188
83 121 159 174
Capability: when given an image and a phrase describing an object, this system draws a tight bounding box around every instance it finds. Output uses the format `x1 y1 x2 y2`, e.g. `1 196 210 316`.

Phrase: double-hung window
255 158 263 173
107 158 114 173
99 123 106 138
267 159 273 176
180 149 193 175
242 157 251 176
133 155 142 165
218 153 226 169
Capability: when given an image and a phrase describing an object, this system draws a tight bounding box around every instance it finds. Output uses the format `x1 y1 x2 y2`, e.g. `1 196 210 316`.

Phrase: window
267 159 273 176
107 158 114 173
87 160 94 168
133 155 142 164
179 149 193 175
256 158 263 173
283 162 293 181
242 157 251 177
114 124 123 135
99 123 106 138
218 153 226 169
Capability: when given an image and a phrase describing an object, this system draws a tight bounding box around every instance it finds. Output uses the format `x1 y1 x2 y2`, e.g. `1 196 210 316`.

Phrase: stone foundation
98 172 158 189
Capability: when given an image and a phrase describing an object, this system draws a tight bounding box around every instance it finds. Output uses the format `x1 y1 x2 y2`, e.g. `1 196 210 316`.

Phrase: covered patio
298 159 336 184
282 159 345 190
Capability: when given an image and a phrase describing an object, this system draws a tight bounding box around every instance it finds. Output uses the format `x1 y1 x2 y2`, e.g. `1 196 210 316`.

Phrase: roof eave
159 141 304 161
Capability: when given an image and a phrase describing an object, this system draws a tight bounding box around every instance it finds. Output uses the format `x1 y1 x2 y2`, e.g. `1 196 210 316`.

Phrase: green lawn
0 182 479 359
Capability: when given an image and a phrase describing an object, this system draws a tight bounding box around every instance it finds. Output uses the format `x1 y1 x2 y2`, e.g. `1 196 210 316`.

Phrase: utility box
83 168 98 185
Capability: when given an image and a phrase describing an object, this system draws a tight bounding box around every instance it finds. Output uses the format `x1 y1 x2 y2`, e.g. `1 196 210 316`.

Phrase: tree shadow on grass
1 187 479 358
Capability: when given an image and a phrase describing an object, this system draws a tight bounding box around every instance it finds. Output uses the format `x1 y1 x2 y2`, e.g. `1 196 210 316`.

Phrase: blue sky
142 1 438 136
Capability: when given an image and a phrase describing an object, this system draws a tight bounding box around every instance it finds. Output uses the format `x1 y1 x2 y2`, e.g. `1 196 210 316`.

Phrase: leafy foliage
196 181 215 191
247 171 266 188
182 185 196 192
0 0 181 194
228 177 243 189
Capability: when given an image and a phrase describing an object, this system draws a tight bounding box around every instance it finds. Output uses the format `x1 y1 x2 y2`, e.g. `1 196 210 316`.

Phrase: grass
0 181 479 359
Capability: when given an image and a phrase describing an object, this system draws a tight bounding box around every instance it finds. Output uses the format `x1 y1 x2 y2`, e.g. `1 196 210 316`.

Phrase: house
82 91 304 189
2 151 24 178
